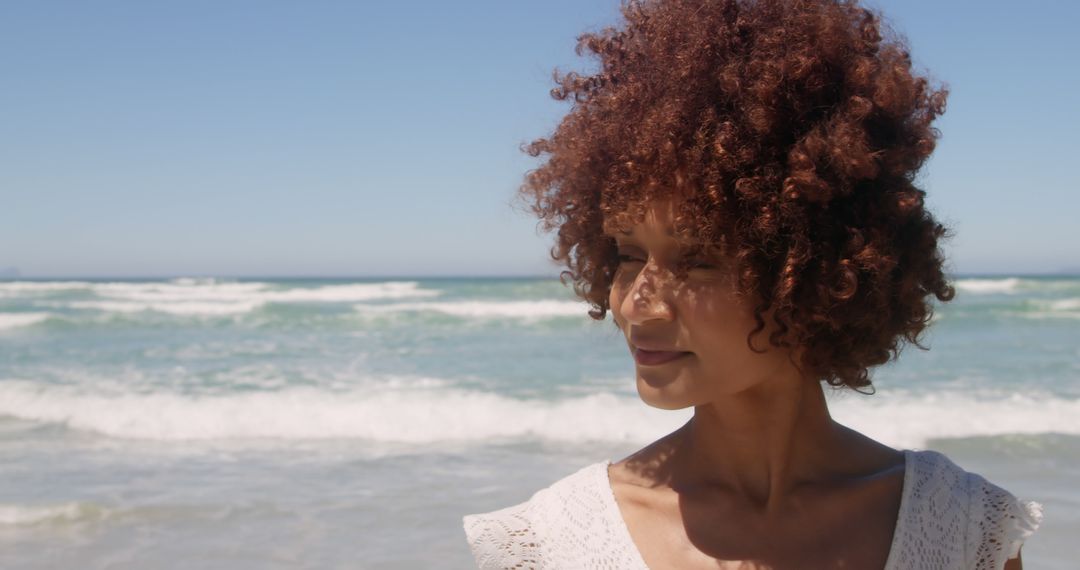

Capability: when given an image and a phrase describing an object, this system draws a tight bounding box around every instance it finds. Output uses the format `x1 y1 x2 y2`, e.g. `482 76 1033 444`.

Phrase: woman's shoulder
462 460 643 569
892 449 1043 569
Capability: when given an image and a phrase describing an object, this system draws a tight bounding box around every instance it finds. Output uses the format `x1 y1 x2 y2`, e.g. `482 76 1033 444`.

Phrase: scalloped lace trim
463 450 1042 569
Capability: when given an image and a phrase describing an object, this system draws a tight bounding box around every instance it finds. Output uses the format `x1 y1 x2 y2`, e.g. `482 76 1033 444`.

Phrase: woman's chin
636 378 695 411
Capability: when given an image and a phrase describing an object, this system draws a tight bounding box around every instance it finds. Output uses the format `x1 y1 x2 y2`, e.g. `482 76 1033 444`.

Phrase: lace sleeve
965 473 1044 570
463 501 542 569
461 462 646 569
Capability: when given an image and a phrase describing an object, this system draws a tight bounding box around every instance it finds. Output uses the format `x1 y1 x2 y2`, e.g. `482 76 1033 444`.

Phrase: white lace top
462 449 1043 569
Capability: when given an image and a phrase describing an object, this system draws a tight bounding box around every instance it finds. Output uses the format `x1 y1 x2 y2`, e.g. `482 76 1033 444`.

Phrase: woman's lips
633 348 692 366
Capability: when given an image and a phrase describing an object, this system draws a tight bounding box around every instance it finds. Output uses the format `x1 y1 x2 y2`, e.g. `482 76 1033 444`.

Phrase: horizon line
1 271 1078 281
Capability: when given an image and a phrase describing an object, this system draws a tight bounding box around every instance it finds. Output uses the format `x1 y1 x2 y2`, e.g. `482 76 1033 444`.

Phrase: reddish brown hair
516 0 955 391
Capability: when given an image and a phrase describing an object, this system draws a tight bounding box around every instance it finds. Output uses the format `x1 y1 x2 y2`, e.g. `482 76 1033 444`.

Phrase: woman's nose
619 263 675 325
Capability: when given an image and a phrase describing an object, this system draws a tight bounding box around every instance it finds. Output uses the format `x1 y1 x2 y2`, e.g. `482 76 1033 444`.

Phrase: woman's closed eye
615 253 720 272
687 258 719 270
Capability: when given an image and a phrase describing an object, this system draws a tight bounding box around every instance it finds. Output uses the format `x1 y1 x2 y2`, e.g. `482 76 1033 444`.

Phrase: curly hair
516 0 956 391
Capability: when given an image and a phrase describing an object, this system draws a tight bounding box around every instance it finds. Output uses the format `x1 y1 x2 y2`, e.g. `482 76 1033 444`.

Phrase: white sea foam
0 380 676 442
90 281 439 303
38 280 442 316
0 281 94 297
1019 312 1080 321
0 502 105 526
68 300 264 316
262 283 440 302
90 281 268 303
0 501 290 530
994 297 1080 321
0 381 1075 448
0 313 51 330
955 278 1022 294
827 390 1080 448
353 300 588 320
1046 298 1080 312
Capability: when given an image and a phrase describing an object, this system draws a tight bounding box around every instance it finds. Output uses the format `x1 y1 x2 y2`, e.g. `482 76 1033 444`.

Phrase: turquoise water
0 276 1076 567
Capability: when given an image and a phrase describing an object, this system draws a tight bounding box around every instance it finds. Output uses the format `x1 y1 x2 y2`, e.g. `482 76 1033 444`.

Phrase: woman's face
607 198 799 410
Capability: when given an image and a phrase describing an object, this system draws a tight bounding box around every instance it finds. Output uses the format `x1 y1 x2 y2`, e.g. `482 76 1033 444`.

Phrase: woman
464 0 1042 568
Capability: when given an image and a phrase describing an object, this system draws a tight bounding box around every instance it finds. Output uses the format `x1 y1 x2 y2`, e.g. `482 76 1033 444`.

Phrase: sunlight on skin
606 197 797 412
601 197 913 568
601 197 1025 569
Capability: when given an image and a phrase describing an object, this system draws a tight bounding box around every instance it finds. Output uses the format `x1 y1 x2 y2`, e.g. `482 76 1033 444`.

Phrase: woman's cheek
609 281 627 328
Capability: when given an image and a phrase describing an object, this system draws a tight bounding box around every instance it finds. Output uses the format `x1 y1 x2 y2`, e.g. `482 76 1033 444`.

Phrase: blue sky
1 0 1077 277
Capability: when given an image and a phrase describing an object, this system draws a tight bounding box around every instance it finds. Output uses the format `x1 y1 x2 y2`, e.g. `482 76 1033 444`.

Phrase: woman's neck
669 376 847 514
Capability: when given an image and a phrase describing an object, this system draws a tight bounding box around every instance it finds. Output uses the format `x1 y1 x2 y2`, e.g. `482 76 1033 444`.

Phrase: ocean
0 276 1076 568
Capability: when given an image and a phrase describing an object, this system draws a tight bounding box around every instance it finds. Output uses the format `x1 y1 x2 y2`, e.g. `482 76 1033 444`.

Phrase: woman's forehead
602 199 690 238
602 198 731 257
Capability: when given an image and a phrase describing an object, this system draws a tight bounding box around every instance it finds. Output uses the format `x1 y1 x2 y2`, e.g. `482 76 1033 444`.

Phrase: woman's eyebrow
614 228 678 237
